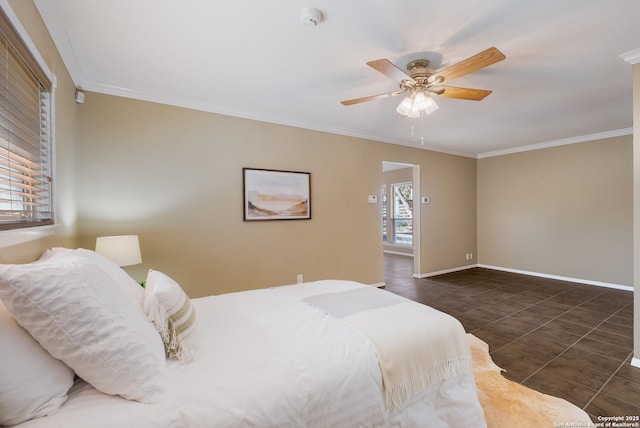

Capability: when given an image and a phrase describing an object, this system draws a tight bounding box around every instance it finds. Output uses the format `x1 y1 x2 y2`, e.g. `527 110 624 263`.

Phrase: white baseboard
477 264 633 291
383 250 414 257
632 358 640 369
371 282 385 288
413 264 478 278
408 263 633 291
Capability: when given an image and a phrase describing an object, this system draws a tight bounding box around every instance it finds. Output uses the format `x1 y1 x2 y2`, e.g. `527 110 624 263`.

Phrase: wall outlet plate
368 195 377 203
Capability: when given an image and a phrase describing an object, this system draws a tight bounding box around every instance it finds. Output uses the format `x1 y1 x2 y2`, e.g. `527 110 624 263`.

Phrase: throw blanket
278 281 473 412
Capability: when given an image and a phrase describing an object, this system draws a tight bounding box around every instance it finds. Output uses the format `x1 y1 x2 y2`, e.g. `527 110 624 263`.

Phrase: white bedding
15 280 486 428
287 282 475 412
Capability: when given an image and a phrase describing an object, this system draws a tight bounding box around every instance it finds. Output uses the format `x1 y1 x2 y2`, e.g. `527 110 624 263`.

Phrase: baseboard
371 282 385 288
632 358 640 369
477 264 633 291
383 250 414 257
413 264 478 278
409 263 633 291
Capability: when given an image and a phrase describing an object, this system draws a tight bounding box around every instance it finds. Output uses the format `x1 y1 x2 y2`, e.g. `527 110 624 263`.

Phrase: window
0 8 53 230
382 182 413 246
381 184 387 242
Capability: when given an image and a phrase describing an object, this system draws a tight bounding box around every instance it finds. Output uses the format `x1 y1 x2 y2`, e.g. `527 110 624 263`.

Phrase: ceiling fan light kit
341 47 506 118
396 90 439 118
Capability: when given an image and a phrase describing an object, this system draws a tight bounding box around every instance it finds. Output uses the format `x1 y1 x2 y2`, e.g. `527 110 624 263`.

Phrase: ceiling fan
341 47 506 117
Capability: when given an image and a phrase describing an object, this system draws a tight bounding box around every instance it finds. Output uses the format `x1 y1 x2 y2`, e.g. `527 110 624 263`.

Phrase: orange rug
469 334 592 427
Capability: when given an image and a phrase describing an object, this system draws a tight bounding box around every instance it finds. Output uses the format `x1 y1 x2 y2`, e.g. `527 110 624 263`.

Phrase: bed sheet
15 281 485 428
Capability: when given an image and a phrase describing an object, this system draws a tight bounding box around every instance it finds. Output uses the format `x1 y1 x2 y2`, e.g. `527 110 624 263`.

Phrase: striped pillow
143 270 197 362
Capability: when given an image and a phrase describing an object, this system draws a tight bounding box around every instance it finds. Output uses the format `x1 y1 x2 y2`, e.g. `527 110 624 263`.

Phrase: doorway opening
382 161 420 281
385 181 413 246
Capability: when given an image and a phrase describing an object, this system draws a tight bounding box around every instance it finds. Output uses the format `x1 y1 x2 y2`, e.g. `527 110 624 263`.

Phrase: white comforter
16 280 486 428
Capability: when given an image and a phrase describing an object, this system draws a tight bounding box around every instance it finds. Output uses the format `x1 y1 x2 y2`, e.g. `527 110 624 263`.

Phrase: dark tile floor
383 253 639 421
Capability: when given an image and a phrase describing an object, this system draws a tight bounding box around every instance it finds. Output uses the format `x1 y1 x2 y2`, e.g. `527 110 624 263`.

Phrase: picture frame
243 168 311 221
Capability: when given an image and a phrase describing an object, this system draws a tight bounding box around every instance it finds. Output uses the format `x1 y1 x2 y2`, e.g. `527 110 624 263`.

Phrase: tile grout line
467 289 584 354
581 350 635 411
579 300 636 411
464 290 626 391
473 286 623 354
518 301 634 409
518 295 627 376
446 280 635 402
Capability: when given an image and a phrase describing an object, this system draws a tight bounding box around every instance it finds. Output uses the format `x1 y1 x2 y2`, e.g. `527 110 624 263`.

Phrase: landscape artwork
243 168 311 221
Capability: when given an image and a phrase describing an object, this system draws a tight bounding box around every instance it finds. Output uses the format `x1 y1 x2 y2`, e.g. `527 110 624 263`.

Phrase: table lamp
95 235 142 267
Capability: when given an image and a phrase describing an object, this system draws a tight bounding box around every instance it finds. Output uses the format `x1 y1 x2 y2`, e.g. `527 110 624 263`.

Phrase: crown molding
620 48 640 65
76 79 637 161
80 79 479 158
477 128 633 159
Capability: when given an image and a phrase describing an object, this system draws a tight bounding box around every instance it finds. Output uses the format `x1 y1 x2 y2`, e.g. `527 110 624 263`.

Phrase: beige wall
0 0 78 263
420 152 477 273
74 93 478 297
478 136 633 286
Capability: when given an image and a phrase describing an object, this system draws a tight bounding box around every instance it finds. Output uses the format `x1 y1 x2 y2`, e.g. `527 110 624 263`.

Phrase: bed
0 248 486 427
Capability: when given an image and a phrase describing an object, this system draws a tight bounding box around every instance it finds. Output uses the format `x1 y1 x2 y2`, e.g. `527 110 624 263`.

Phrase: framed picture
243 168 311 221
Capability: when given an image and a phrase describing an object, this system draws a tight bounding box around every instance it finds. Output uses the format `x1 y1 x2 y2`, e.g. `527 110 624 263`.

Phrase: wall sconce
95 235 142 267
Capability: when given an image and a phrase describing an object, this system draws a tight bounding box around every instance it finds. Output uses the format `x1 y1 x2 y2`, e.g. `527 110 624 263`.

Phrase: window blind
0 8 53 230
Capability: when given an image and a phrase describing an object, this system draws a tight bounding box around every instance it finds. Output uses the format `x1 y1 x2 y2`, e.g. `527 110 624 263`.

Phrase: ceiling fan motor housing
407 59 436 83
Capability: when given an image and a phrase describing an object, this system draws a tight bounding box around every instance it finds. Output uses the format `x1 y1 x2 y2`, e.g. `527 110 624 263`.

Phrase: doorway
382 161 420 280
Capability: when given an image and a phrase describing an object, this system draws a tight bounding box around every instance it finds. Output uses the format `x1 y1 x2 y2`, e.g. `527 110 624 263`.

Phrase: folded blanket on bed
279 281 473 412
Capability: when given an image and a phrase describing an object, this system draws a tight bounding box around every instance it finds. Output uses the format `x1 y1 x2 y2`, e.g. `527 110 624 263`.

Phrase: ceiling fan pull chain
420 112 425 146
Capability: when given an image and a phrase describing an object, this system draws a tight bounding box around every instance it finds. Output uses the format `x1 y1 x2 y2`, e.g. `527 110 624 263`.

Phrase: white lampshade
95 235 142 267
396 95 414 116
422 95 439 115
413 91 428 109
396 90 439 118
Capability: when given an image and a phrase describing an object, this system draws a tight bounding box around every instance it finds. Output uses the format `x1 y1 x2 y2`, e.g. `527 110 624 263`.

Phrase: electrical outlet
297 274 303 284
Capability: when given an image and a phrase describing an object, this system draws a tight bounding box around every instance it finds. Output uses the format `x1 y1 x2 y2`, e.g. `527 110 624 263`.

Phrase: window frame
0 4 55 232
382 181 414 247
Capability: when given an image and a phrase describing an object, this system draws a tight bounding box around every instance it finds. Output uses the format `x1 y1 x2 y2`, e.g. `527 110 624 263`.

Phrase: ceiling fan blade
432 86 492 101
366 59 415 84
432 47 505 83
341 90 405 106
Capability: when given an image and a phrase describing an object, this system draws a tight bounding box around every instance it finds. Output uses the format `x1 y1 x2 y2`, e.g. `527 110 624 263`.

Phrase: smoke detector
301 7 323 27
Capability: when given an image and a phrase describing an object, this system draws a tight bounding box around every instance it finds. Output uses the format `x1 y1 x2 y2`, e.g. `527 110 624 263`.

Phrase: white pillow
0 300 74 426
144 270 198 362
0 254 166 403
42 247 145 307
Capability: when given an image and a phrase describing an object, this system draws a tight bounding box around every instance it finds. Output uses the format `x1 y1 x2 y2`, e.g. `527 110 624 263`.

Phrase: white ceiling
34 0 640 158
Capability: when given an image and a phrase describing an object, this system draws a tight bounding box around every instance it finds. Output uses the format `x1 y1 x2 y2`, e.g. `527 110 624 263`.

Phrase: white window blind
0 8 53 230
